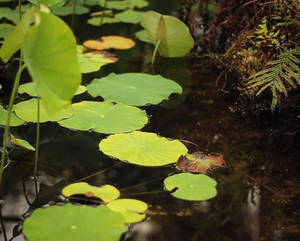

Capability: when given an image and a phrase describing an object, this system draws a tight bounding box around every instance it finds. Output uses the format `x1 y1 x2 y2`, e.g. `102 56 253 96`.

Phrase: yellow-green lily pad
0 105 25 126
10 134 35 151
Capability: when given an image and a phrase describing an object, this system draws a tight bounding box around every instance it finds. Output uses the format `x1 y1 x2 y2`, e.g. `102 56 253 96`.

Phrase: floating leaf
164 173 217 201
77 45 117 73
87 73 182 106
135 30 151 43
99 0 148 10
10 134 35 151
23 204 128 241
177 152 225 173
29 0 65 7
115 9 145 24
23 10 81 114
84 36 135 50
51 4 89 16
62 182 120 202
87 16 120 26
58 101 148 134
0 106 25 126
18 82 86 97
0 7 19 24
0 23 15 39
107 198 148 223
99 131 188 166
140 10 194 57
13 99 73 123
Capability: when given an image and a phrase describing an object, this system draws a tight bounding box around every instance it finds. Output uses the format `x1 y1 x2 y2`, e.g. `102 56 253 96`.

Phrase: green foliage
10 134 35 151
247 48 300 110
164 173 217 201
99 0 148 10
87 73 183 106
0 106 24 126
0 23 15 39
99 131 188 166
23 204 128 241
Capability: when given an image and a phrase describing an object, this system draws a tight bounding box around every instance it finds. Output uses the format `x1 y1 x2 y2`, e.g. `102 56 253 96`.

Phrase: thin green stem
34 97 40 177
18 0 22 21
71 0 78 28
100 0 108 25
151 40 161 65
0 64 26 185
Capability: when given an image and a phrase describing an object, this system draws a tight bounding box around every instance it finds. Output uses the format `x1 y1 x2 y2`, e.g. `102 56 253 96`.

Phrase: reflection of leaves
83 36 135 50
23 204 128 241
164 173 217 201
62 182 120 202
99 131 188 166
107 198 148 223
177 152 225 173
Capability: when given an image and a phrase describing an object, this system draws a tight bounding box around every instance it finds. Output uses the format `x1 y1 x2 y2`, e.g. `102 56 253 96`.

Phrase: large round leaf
99 131 188 166
23 11 81 115
140 10 194 57
13 99 73 123
0 106 24 126
87 73 182 106
62 182 120 202
164 173 217 201
23 204 128 241
107 198 148 223
58 101 148 134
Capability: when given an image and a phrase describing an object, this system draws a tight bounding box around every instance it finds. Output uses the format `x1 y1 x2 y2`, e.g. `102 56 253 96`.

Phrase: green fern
247 48 300 110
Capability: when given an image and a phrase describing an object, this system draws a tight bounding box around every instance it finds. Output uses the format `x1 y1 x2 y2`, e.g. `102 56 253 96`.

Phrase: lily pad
115 9 145 24
0 23 15 39
77 45 117 73
51 4 90 16
62 182 120 202
0 106 25 126
13 99 73 123
87 73 183 106
23 204 128 241
0 7 19 24
99 0 148 10
140 10 194 57
58 101 148 134
83 36 135 50
164 173 217 201
107 198 148 223
135 30 152 43
10 134 35 151
99 131 188 166
29 0 65 7
87 16 120 26
177 152 225 173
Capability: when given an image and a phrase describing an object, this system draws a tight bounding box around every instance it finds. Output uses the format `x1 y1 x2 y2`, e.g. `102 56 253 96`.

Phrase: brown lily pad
176 152 225 173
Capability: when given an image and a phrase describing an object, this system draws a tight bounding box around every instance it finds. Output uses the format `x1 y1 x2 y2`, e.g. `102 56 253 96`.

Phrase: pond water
1 1 299 241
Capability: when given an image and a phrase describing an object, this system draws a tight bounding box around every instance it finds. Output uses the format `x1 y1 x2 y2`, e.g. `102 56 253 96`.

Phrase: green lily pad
87 73 182 106
99 131 188 166
18 82 86 97
140 10 194 57
99 0 148 10
0 23 15 39
77 45 117 73
0 7 19 24
23 10 81 115
10 134 35 151
164 173 217 201
107 198 148 223
115 9 145 24
13 99 73 123
51 5 90 16
29 0 65 7
62 182 120 202
0 106 25 126
135 30 152 43
58 101 148 134
23 204 128 241
87 16 120 26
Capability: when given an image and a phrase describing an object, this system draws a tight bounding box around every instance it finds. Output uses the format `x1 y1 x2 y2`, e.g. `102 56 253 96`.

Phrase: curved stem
0 64 26 186
151 40 161 65
34 97 40 177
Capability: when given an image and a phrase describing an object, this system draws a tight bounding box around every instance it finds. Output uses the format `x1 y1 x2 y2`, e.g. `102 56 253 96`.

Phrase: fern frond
247 48 300 110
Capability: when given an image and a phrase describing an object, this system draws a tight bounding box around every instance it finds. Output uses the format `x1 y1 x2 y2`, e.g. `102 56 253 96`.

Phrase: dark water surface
1 1 299 241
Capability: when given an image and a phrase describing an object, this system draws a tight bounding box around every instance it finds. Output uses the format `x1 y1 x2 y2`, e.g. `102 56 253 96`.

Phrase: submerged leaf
23 204 128 241
177 152 225 173
13 99 73 123
0 106 25 126
23 10 81 115
87 73 182 106
84 36 135 50
58 101 148 134
107 198 148 223
99 131 188 166
164 173 217 201
140 10 194 57
62 182 120 202
10 134 35 151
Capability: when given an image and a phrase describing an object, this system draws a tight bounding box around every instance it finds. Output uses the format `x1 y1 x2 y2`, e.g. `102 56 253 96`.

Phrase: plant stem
151 40 161 65
71 0 77 28
34 97 40 177
100 0 108 25
0 64 26 186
